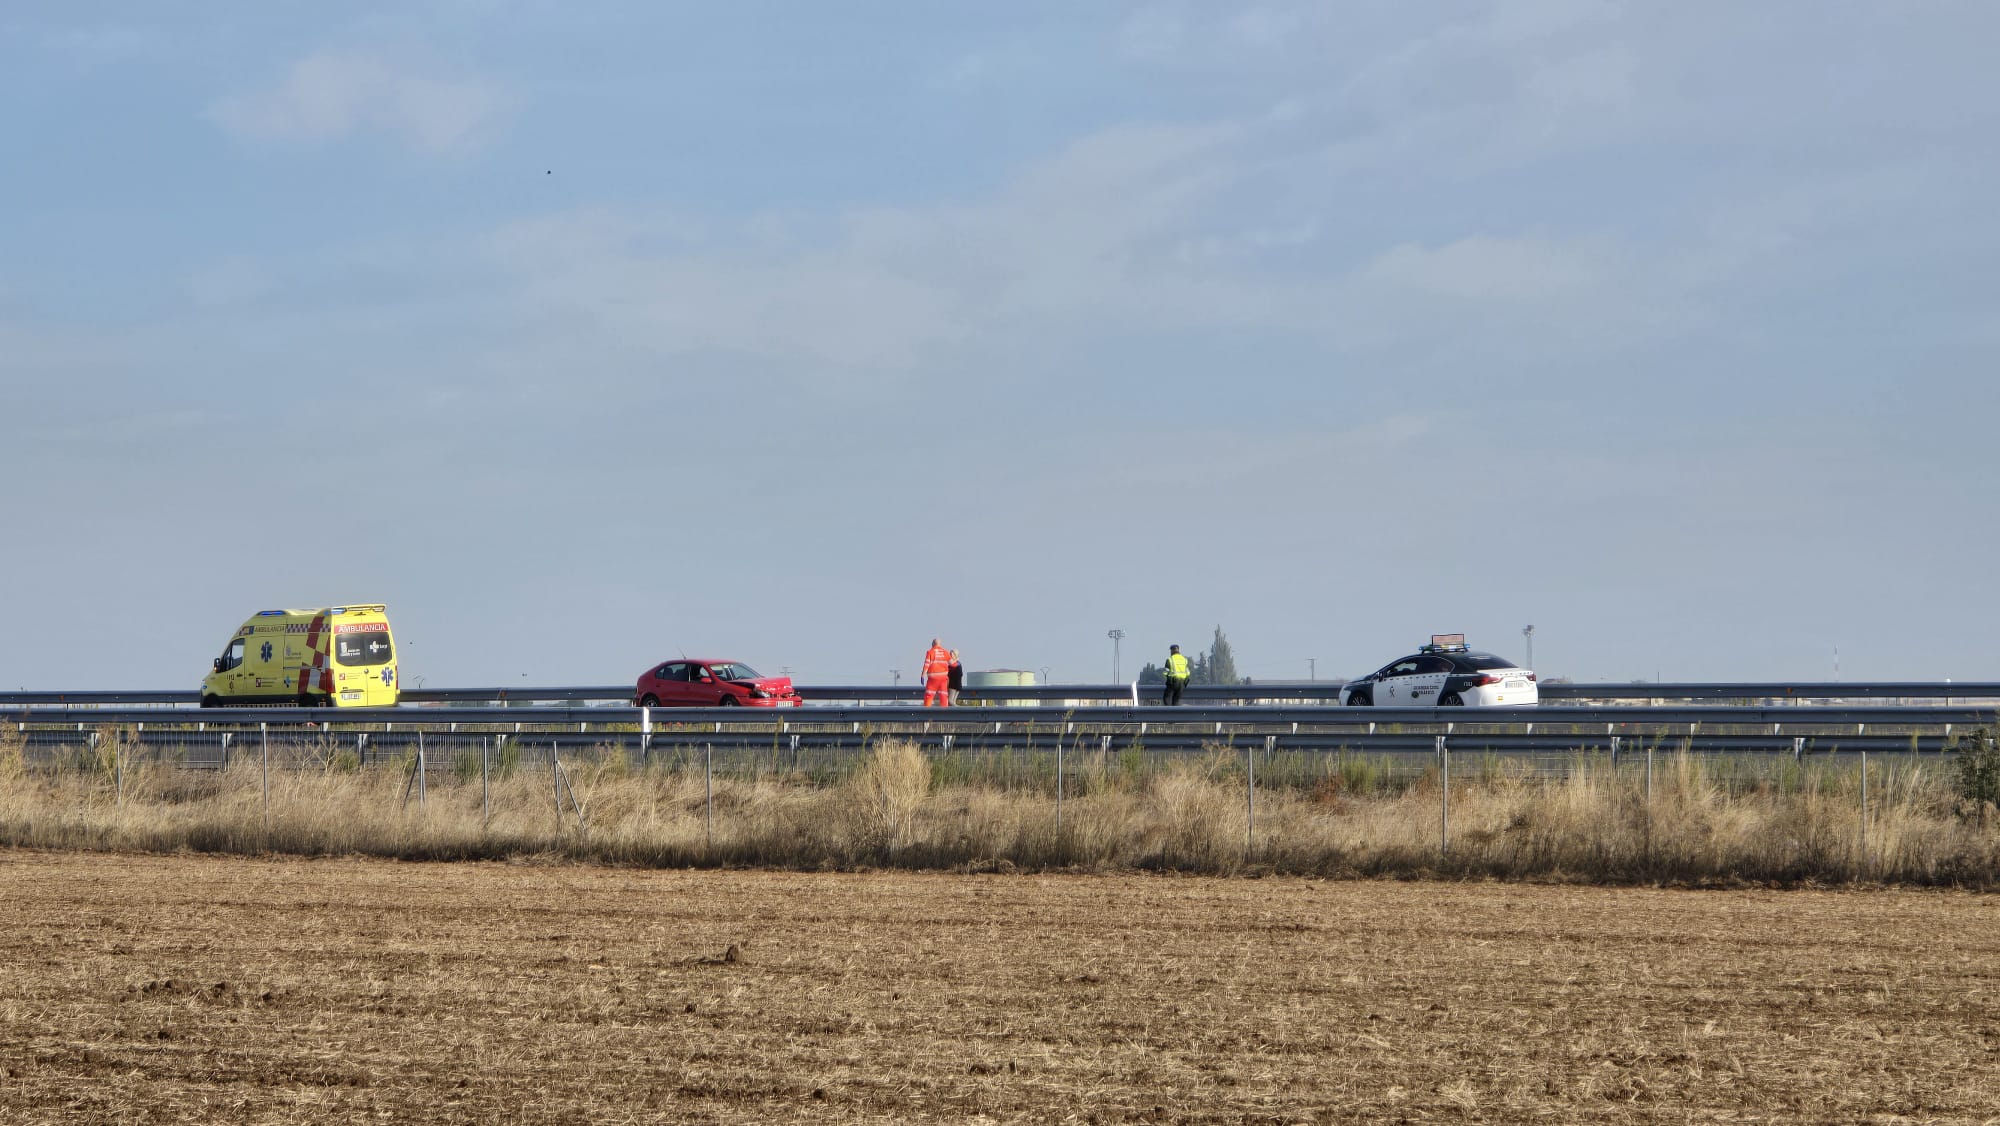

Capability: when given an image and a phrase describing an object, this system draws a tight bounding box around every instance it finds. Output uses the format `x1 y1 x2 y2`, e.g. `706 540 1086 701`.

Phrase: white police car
1340 635 1538 707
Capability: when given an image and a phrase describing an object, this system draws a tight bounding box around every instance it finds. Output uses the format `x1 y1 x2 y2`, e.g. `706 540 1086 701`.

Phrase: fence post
1437 734 1448 855
481 737 491 827
114 731 123 807
641 705 651 769
416 730 426 808
705 742 714 851
1859 749 1869 871
1646 743 1655 860
1056 737 1064 832
1246 741 1256 856
261 722 269 828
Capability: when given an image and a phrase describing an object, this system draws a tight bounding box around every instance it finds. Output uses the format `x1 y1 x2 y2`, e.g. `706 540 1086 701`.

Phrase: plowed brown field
0 851 1993 1124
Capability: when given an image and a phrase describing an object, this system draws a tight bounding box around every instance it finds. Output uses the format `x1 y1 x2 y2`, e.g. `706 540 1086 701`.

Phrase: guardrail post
1793 737 1805 762
261 723 269 827
705 743 714 850
416 731 427 808
640 706 651 768
1610 735 1620 768
481 737 491 827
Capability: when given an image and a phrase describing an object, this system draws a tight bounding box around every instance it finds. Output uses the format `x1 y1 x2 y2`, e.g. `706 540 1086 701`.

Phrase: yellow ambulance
200 605 400 708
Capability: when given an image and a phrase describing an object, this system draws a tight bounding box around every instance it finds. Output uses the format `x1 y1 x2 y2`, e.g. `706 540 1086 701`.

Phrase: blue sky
5 2 1998 689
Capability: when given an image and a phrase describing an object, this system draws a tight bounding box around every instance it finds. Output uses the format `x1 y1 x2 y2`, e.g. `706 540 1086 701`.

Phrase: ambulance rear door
332 621 397 705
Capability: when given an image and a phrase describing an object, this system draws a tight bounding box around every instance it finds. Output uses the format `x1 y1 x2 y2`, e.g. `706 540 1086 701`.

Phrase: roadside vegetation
0 725 1996 885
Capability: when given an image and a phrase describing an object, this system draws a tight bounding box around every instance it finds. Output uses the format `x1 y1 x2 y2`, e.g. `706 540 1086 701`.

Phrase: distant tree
1187 626 1240 686
1204 625 1239 686
1137 661 1164 685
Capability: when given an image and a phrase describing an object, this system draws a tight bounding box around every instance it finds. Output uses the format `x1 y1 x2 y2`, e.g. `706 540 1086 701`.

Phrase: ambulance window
334 631 394 666
224 639 246 671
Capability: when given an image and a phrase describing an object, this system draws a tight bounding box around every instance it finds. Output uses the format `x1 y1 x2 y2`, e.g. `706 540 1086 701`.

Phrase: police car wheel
1347 692 1370 707
1439 693 1464 706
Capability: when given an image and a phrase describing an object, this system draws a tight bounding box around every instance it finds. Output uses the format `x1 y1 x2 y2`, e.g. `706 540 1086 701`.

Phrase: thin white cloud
42 24 159 65
1360 235 1605 302
183 256 273 308
209 51 507 153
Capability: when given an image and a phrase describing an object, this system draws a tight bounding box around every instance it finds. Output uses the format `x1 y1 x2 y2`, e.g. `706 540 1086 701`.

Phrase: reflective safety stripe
1166 654 1191 679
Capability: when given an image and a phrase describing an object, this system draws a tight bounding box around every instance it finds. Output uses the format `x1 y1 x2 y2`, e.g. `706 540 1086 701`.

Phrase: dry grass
0 740 1996 886
0 849 1995 1123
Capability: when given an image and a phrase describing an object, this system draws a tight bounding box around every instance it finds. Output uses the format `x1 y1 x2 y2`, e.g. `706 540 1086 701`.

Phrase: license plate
341 691 363 701
1504 679 1527 688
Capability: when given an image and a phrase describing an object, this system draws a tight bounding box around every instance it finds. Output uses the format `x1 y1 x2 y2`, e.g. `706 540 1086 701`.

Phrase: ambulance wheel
200 695 219 709
639 695 659 708
1439 693 1465 707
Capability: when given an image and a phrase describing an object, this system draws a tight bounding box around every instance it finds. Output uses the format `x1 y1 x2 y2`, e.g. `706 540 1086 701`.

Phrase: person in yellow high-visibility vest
1162 644 1192 706
922 639 953 707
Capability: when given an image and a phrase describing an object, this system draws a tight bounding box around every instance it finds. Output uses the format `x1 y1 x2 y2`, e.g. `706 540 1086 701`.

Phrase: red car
633 659 803 707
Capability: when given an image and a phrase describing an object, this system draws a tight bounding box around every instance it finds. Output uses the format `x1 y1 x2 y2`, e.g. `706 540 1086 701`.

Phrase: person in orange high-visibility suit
922 639 953 707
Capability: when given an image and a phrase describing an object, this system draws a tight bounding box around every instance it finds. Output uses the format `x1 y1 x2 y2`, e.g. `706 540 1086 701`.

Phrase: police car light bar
1428 633 1468 651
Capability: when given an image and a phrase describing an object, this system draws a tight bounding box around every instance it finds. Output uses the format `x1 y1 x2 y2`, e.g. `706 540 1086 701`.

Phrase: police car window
1385 660 1421 676
1414 656 1454 674
334 631 394 666
1455 653 1516 671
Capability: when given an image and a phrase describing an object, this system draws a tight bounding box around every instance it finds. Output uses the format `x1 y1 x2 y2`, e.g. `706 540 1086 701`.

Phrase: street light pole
1107 629 1125 683
1522 625 1535 671
1308 657 1316 681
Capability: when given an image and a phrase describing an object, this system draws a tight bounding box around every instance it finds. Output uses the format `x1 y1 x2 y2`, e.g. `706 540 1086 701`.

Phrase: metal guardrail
6 681 2000 710
10 703 1998 737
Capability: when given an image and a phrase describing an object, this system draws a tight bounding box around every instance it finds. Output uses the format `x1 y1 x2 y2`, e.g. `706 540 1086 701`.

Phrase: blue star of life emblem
382 667 395 686
260 641 273 662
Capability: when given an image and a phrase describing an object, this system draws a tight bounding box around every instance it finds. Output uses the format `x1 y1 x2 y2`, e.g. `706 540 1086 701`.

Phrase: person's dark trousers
1163 677 1186 706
